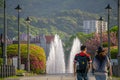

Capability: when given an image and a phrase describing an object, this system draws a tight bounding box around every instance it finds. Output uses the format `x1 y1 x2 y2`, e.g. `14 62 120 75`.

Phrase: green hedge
0 58 3 65
0 47 3 65
7 44 46 74
110 47 118 59
103 42 108 47
0 47 2 58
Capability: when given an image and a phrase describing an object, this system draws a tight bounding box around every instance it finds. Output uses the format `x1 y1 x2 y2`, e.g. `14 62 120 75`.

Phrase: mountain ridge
0 0 117 39
0 0 117 17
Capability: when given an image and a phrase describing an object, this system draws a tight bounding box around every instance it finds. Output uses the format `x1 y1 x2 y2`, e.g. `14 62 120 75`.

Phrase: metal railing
0 65 16 78
112 65 120 77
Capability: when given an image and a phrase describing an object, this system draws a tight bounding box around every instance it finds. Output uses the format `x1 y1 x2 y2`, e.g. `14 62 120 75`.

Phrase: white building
83 20 107 34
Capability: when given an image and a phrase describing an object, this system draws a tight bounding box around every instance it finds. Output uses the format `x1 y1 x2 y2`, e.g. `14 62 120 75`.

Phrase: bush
16 69 26 76
0 47 3 58
103 42 108 47
110 47 118 59
7 44 46 74
0 58 3 65
85 32 117 56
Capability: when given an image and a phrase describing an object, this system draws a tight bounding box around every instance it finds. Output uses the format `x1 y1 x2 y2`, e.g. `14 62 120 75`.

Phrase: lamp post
0 34 4 58
98 17 103 47
25 17 31 72
118 0 120 64
105 4 112 60
3 0 7 65
15 5 22 70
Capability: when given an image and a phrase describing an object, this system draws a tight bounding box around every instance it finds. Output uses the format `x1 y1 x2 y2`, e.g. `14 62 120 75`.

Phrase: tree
110 25 118 41
110 26 118 32
76 32 93 43
85 32 117 57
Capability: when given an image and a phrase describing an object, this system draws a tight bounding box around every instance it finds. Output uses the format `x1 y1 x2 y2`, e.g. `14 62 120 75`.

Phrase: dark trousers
77 72 88 80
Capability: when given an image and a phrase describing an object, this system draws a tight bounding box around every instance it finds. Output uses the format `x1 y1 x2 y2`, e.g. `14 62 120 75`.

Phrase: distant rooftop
45 35 54 44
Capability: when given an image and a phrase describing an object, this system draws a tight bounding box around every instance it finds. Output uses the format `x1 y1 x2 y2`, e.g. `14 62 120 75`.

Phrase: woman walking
92 46 112 80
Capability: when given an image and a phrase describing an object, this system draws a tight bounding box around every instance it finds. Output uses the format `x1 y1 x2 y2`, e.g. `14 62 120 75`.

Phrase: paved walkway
5 72 120 80
5 73 96 80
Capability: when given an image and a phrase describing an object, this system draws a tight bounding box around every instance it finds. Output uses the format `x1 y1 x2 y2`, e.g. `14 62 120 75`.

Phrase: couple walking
73 45 112 80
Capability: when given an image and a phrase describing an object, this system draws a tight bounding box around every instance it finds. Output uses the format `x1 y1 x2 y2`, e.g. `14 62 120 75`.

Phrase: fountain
67 37 81 73
46 34 65 74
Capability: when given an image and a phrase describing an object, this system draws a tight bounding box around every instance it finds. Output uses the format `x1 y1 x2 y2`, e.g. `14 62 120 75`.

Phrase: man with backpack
74 45 92 80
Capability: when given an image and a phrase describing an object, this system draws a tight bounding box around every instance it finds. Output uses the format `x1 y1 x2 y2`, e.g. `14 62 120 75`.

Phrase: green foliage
0 0 117 40
7 44 18 57
110 26 118 33
0 7 105 40
16 69 26 76
5 0 116 17
68 32 93 44
7 44 46 74
103 42 113 47
0 58 3 65
0 5 117 40
76 32 93 43
0 47 2 57
110 47 118 59
85 32 117 56
103 42 108 47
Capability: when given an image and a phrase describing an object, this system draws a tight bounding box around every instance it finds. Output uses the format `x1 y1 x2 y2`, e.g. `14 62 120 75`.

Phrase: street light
0 34 4 58
3 0 7 65
118 0 120 64
98 17 103 47
15 5 22 70
105 4 112 60
25 17 31 72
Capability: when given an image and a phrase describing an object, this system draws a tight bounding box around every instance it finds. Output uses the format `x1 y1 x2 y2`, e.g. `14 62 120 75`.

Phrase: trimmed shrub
110 47 118 59
0 47 3 58
0 47 3 65
7 44 46 74
103 42 108 47
16 69 27 76
0 58 3 65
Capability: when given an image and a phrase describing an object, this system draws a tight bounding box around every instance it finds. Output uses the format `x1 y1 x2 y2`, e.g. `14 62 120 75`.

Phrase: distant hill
0 0 117 17
0 0 117 39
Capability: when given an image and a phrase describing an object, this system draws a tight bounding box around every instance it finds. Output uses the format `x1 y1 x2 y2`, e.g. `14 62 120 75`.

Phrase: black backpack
76 55 88 73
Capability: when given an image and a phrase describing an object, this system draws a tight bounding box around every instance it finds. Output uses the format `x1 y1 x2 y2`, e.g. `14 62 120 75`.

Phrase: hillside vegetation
0 0 117 16
0 0 117 40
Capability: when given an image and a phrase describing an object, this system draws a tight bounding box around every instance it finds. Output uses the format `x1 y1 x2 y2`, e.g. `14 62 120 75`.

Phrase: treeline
0 9 99 38
0 0 116 17
0 9 117 40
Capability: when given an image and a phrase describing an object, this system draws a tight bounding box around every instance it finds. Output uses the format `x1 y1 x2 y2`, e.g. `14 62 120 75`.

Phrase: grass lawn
0 76 18 80
113 77 120 80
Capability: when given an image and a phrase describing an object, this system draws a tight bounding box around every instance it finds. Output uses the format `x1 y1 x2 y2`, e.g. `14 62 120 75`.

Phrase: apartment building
83 20 107 34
